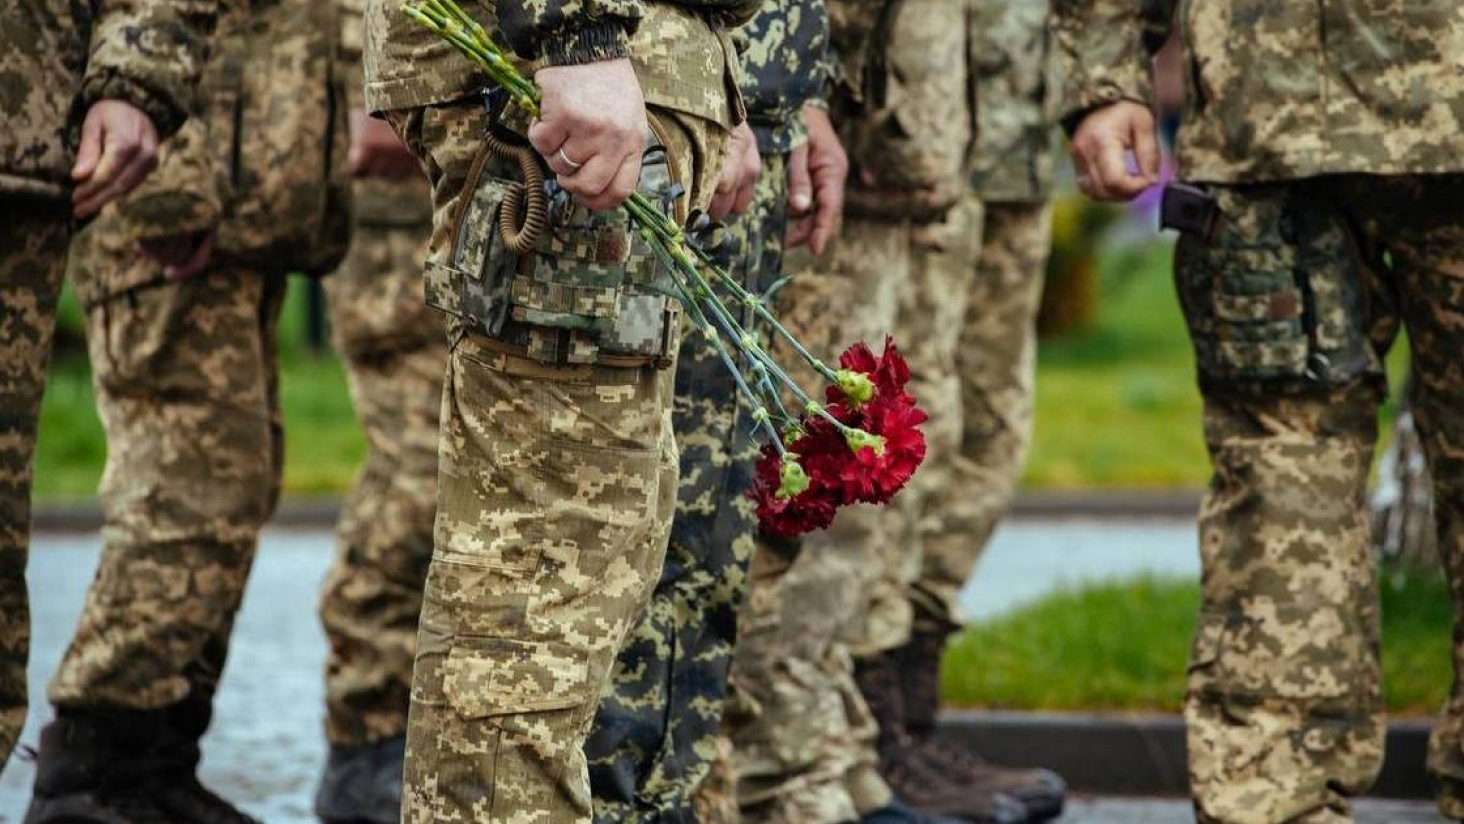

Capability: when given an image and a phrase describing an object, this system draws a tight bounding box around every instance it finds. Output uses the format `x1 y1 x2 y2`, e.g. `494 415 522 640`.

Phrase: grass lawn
942 571 1454 716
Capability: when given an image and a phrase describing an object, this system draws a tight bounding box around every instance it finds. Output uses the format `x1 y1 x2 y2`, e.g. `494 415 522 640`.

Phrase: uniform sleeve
497 0 642 67
1051 0 1173 131
79 0 218 140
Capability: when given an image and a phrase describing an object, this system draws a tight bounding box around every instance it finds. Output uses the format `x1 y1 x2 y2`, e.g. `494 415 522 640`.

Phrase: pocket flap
443 637 590 719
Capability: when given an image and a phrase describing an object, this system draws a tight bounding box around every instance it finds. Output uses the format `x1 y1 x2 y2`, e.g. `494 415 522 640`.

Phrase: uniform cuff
78 71 189 140
540 18 634 66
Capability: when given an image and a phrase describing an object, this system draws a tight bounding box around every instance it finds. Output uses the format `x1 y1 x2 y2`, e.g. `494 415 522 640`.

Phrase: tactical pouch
425 124 683 369
1174 186 1378 388
838 0 971 221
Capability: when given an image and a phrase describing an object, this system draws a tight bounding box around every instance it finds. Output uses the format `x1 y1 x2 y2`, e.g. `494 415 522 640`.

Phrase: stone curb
939 709 1434 799
33 490 1205 533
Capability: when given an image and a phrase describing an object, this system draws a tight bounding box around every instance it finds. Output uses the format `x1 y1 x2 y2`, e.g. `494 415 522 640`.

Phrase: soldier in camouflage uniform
847 0 1066 819
363 0 751 820
722 0 1036 820
313 2 441 821
1056 1 1464 822
581 0 830 819
24 2 347 822
0 0 214 772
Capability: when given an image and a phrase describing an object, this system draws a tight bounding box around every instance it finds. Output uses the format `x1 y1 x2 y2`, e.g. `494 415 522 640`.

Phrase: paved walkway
0 521 1441 822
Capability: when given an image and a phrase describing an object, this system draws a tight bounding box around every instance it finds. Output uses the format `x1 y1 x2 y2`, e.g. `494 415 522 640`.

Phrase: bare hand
784 106 847 255
142 231 214 280
348 110 422 178
708 122 761 220
72 100 160 219
529 59 648 211
1068 100 1160 202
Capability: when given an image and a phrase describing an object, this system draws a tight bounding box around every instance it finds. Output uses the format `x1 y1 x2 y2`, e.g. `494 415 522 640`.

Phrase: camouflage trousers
391 100 726 824
0 198 71 764
724 206 928 824
1169 175 1464 824
586 154 788 824
49 255 285 713
857 199 1049 652
318 178 443 748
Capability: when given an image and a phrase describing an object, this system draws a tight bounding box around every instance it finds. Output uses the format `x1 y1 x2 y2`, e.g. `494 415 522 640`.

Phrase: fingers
709 160 741 220
1069 101 1158 203
528 116 571 166
73 125 156 218
784 213 814 250
575 151 642 212
72 111 105 183
1132 115 1161 182
786 143 812 215
808 169 843 255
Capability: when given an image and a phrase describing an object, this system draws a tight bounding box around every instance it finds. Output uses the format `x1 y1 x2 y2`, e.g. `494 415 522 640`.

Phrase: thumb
787 143 812 213
72 110 104 181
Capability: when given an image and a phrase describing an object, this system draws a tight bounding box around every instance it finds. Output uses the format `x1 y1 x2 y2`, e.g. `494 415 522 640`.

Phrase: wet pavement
0 519 1444 822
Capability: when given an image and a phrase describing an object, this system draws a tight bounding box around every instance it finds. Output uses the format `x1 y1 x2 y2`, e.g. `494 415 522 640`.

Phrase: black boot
146 694 263 824
24 713 171 824
854 652 1027 824
901 625 1066 823
314 736 407 824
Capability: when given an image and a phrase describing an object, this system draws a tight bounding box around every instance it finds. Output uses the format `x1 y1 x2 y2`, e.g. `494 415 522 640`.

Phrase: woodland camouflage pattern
733 0 829 153
389 0 731 799
966 0 1056 203
0 0 215 199
587 152 791 824
0 204 71 763
1053 0 1464 182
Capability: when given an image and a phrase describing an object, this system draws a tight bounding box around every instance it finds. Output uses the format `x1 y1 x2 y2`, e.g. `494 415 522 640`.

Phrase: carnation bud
834 369 875 405
777 454 811 499
844 428 886 455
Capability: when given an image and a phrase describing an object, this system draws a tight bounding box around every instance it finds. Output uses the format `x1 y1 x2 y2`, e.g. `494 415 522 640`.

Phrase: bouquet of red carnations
405 0 928 537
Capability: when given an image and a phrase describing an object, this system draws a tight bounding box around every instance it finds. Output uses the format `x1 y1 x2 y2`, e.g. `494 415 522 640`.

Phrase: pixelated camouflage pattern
318 206 444 747
395 95 726 824
0 200 71 764
586 153 789 824
1168 175 1464 823
1054 0 1464 182
0 0 215 199
857 200 1050 652
966 0 1057 203
48 256 287 712
734 0 830 153
364 0 745 130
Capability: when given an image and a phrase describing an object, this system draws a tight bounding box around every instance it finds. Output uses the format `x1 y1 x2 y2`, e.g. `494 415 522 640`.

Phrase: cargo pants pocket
1173 184 1380 388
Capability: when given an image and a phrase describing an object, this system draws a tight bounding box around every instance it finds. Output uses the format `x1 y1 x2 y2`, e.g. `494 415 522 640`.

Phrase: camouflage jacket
735 0 830 154
78 0 350 301
0 0 216 200
1055 0 1464 182
364 0 755 129
967 0 1057 203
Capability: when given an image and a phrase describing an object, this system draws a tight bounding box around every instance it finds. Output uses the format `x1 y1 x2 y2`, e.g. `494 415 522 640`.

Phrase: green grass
34 280 365 500
942 571 1455 716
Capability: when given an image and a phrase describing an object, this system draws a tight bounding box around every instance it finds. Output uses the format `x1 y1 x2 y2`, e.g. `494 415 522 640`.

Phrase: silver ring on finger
557 147 584 171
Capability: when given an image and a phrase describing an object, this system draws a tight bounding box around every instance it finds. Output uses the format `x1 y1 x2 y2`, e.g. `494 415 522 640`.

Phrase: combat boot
314 736 406 824
853 653 1027 824
147 694 264 824
900 625 1066 823
24 713 171 824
